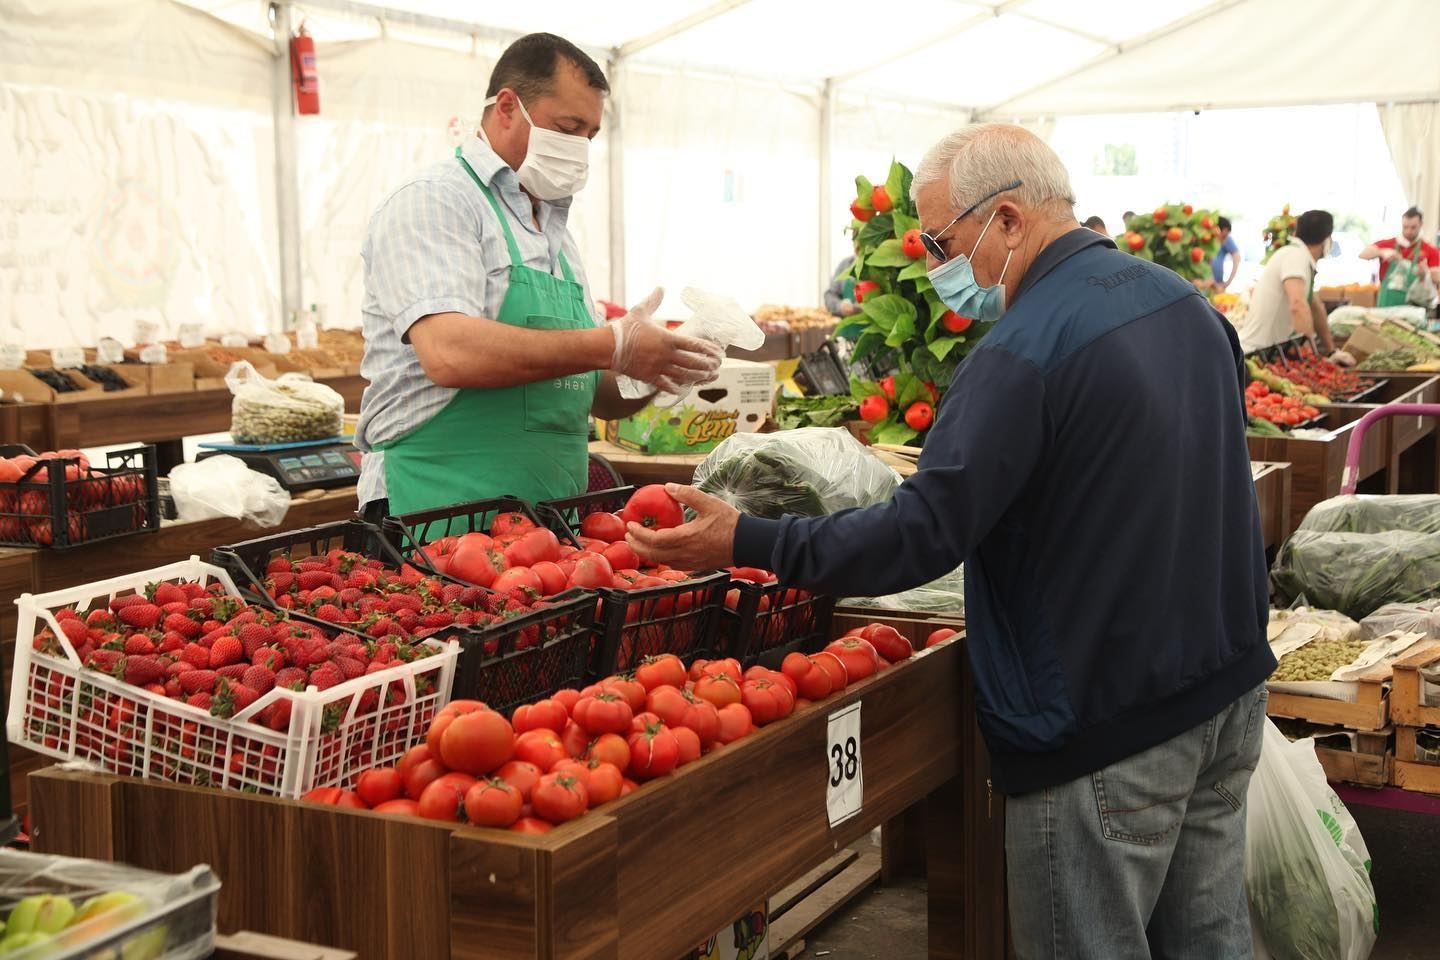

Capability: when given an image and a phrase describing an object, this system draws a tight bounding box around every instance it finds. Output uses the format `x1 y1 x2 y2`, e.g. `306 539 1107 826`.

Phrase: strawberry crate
5 558 458 798
0 443 159 549
535 486 635 545
719 580 836 669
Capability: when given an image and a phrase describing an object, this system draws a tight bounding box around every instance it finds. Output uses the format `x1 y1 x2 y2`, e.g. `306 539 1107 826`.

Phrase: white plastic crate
6 557 458 798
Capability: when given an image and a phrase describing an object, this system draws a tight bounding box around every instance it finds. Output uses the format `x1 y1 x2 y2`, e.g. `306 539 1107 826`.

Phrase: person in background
1211 216 1241 291
353 33 723 518
1121 209 1136 230
824 254 858 317
1234 209 1353 361
1361 206 1440 307
628 122 1274 960
1082 215 1107 235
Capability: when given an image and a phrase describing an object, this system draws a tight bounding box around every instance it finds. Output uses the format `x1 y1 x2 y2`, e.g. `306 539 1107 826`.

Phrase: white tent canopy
1 0 1436 347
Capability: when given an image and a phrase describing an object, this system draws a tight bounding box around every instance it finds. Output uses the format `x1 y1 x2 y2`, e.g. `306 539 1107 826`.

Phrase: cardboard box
95 362 196 395
1341 324 1406 362
602 358 775 455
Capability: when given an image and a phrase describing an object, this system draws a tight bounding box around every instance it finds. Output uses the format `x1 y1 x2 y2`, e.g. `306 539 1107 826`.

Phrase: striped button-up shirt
353 135 601 506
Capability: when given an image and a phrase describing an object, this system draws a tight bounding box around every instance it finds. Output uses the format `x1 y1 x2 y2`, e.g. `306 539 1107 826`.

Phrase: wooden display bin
1391 725 1440 795
0 369 105 403
1310 727 1392 788
100 362 196 395
1389 640 1440 728
729 331 798 363
832 608 964 648
30 637 1008 960
1267 662 1390 731
1247 407 1387 533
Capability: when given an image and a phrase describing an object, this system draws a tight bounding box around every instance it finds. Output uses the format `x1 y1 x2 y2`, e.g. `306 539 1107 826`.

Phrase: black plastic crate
595 571 729 675
0 443 159 549
211 518 402 603
719 581 837 669
381 496 548 576
457 588 599 716
535 486 635 546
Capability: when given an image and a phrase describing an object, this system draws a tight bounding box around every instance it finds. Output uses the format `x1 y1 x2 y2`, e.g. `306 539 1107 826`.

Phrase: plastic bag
1359 599 1440 640
617 287 764 407
1272 528 1440 620
1297 494 1440 534
1245 718 1378 960
694 427 899 519
168 456 291 528
226 360 344 445
843 566 965 614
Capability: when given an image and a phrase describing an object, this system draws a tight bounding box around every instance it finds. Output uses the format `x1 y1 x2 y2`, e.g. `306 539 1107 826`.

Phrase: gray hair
912 123 1076 220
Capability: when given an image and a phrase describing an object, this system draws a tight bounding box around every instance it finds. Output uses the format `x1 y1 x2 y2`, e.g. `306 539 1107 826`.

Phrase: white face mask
482 95 589 201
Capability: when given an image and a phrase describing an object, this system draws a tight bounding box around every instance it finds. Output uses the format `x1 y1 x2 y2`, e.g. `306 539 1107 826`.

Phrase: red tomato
464 778 523 828
333 790 368 809
904 401 934 432
941 311 973 334
860 624 913 662
439 710 515 775
741 677 795 725
715 703 753 744
402 758 447 801
372 798 421 817
580 511 626 542
549 758 593 790
504 528 561 568
572 692 634 736
782 652 833 701
513 729 568 772
559 719 591 759
635 653 687 692
584 732 631 771
619 484 684 530
627 721 680 780
496 760 543 802
531 561 568 595
512 699 568 734
926 627 958 648
510 816 553 834
693 674 742 709
585 761 625 806
551 688 581 714
599 675 647 712
491 566 543 596
568 554 615 590
490 511 537 538
532 772 589 822
647 686 720 744
355 766 404 807
602 541 641 572
301 786 343 806
859 395 889 423
824 637 880 682
672 725 702 766
690 657 742 683
396 744 432 780
418 772 477 821
447 534 508 587
811 651 849 692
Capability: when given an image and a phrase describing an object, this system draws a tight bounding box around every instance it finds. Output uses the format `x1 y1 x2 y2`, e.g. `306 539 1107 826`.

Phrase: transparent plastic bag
1271 529 1440 620
1359 599 1440 640
1297 494 1440 535
168 456 291 528
617 287 764 407
1245 718 1378 960
843 566 965 614
694 427 899 519
225 360 344 445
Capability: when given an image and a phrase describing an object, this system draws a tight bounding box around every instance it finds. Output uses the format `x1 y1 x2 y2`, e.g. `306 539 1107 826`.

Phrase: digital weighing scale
196 437 362 492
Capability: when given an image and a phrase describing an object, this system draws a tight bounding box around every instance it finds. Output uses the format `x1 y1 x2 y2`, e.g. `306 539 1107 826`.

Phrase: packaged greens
1272 529 1440 620
843 566 965 614
694 427 899 519
1297 494 1440 535
1359 600 1440 640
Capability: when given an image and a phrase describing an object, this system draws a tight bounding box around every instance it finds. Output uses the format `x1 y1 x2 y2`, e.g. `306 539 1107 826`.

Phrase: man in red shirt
1362 207 1439 306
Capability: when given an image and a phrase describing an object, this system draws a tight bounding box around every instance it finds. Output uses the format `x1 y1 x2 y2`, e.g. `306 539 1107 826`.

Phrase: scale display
196 438 361 492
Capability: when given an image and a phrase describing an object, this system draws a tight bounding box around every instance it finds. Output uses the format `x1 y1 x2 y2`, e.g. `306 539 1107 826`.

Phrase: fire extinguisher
290 24 320 115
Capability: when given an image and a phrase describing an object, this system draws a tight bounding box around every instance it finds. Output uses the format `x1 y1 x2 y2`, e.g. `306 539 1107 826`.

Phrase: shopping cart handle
1341 403 1440 495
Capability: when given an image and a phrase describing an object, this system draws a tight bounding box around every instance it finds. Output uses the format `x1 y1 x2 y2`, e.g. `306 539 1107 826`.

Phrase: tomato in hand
464 778 524 828
619 484 685 530
532 772 589 823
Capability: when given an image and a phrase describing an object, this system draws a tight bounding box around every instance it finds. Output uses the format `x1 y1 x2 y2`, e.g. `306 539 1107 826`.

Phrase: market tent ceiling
180 0 1440 115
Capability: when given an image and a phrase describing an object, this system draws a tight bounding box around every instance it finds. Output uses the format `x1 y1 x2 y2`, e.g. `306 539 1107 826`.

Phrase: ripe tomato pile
1262 358 1368 400
1244 382 1320 426
35 579 440 736
0 448 148 545
309 622 961 828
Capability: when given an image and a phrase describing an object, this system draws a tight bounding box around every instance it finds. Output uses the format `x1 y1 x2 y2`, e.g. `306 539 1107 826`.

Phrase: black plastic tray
595 571 730 675
719 580 836 669
0 444 159 549
535 486 635 546
380 496 548 578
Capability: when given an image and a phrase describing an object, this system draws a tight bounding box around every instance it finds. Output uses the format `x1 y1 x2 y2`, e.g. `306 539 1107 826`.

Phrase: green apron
378 148 598 515
1378 243 1423 308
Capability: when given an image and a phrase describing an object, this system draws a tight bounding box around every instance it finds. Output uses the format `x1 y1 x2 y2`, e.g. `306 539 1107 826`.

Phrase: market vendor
1234 209 1352 361
354 33 723 517
1360 206 1439 307
629 123 1276 960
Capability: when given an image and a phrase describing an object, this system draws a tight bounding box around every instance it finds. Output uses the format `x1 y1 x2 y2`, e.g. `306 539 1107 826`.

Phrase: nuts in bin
1270 638 1369 683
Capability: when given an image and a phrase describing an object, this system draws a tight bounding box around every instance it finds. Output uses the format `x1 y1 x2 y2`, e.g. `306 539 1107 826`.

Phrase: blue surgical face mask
927 209 1013 323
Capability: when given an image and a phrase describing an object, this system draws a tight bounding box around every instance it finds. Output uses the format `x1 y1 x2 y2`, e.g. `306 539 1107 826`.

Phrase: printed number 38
829 737 858 787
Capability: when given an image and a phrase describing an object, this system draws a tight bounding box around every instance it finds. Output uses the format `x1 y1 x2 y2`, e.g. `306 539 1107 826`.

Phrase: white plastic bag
618 287 764 407
168 456 291 528
226 360 344 445
1245 718 1378 960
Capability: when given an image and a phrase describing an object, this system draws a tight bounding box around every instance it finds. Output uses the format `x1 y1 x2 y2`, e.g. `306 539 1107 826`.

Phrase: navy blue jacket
734 229 1275 794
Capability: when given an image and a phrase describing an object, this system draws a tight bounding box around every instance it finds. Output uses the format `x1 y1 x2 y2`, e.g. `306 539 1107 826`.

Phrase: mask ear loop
998 248 1014 286
969 208 1000 260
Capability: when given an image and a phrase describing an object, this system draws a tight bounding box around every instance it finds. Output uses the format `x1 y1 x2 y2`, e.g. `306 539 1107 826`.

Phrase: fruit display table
28 637 1008 960
1250 462 1293 551
0 375 368 474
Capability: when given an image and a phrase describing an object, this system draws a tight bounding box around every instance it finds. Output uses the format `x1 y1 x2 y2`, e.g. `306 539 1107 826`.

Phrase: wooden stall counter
29 637 1007 960
1250 461 1293 552
590 440 707 487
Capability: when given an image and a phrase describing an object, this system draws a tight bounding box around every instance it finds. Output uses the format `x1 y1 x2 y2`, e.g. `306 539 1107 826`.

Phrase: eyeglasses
920 179 1024 263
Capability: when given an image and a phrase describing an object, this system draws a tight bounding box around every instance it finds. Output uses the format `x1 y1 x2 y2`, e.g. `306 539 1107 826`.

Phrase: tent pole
270 0 303 330
607 53 627 306
819 79 835 310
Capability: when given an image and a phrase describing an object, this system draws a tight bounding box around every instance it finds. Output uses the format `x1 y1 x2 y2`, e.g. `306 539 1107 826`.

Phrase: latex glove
609 287 724 395
1330 349 1357 368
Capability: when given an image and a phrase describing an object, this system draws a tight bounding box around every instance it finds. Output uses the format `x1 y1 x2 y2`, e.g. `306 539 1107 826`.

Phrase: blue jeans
1006 685 1268 960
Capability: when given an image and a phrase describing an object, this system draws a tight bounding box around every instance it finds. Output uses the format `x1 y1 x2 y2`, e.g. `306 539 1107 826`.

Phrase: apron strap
456 147 574 282
556 251 576 284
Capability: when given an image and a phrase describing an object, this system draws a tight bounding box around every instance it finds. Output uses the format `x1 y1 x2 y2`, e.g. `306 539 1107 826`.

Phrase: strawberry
122 655 169 686
54 607 81 622
85 609 117 630
308 661 344 691
167 660 191 677
261 700 293 731
187 597 215 618
243 665 275 694
211 679 259 719
237 623 272 658
109 594 148 612
149 581 187 606
265 556 293 575
298 571 337 591
209 635 244 667
123 634 157 656
186 692 213 711
163 613 202 638
217 664 250 682
386 594 423 613
366 618 397 639
58 618 89 648
231 683 259 713
441 584 465 604
418 611 455 629
274 667 307 690
365 659 391 675
180 643 211 668
250 646 285 671
335 656 366 680
354 688 380 714
165 678 182 698
159 632 187 653
179 669 218 694
312 603 346 623
269 572 296 594
117 603 162 629
85 649 124 672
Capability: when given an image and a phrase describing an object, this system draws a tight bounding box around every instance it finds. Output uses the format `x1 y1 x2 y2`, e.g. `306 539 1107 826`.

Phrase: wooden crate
1251 461 1293 551
1267 662 1390 730
832 608 964 651
1391 725 1440 795
1390 641 1440 727
1310 726 1393 787
31 637 1005 960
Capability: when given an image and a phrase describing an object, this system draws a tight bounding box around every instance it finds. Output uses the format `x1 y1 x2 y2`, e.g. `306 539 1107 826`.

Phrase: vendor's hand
609 288 724 392
626 484 739 572
1330 349 1357 368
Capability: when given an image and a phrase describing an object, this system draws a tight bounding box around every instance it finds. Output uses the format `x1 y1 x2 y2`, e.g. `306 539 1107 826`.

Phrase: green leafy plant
1117 202 1222 280
840 159 984 446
